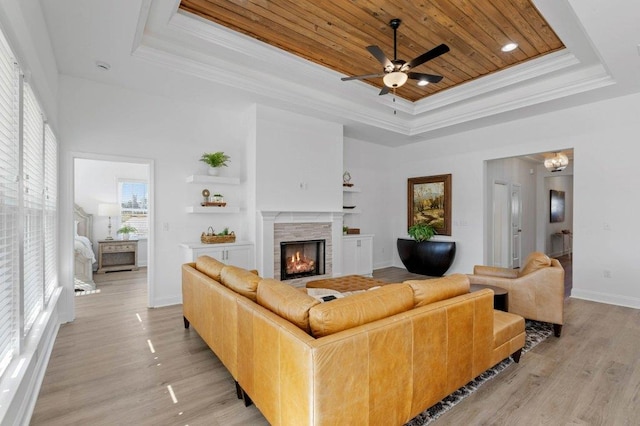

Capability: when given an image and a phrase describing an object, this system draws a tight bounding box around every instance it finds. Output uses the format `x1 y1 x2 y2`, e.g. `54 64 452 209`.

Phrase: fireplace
280 239 325 280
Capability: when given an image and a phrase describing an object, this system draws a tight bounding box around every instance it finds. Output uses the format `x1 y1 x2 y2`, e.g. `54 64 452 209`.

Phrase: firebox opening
280 239 325 280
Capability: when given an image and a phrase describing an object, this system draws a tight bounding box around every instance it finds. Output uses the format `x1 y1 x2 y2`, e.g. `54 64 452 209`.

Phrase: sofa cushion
195 255 226 282
220 265 261 301
519 252 551 277
308 283 414 338
257 279 320 333
405 274 470 308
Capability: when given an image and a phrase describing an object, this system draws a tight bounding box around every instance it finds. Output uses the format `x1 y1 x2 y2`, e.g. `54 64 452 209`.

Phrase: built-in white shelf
186 206 241 214
342 186 361 193
186 175 240 185
343 208 362 214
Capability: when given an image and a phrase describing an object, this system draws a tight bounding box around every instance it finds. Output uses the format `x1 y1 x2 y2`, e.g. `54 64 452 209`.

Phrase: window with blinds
22 83 44 335
0 19 58 381
118 180 149 237
43 124 57 303
0 31 19 377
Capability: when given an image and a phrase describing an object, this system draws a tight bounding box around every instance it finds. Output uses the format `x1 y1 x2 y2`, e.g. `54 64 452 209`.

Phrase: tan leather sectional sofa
182 256 526 426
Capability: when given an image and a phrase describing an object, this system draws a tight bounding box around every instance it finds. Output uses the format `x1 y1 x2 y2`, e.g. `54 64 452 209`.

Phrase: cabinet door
342 238 358 275
356 237 373 276
225 245 253 270
189 247 225 263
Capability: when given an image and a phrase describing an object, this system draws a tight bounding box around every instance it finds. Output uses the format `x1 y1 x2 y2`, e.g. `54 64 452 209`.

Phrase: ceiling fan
341 18 450 95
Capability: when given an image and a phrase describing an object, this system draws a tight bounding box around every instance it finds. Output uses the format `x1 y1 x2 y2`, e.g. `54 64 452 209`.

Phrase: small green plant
217 227 231 236
200 152 230 168
343 226 349 233
408 223 436 242
117 225 138 234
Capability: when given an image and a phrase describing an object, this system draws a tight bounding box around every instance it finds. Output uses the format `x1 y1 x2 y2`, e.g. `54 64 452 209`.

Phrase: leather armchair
468 252 565 337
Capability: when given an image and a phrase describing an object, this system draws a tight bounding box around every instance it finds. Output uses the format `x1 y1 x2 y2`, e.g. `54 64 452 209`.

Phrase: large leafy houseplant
408 223 436 242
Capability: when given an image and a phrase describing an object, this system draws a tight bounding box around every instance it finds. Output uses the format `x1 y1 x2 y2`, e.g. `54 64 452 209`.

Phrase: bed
74 204 97 291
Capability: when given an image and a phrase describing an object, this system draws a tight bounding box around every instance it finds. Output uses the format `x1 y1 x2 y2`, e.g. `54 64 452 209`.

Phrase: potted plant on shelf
396 223 456 277
200 152 230 176
117 225 138 240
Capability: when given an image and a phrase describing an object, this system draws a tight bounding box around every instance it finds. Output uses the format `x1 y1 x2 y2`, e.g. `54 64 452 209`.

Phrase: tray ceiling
179 0 564 102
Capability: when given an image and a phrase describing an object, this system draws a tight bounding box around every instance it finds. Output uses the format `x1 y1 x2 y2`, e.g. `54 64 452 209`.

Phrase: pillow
257 279 320 333
195 256 226 282
308 283 414 338
519 252 551 277
405 274 470 308
220 265 261 301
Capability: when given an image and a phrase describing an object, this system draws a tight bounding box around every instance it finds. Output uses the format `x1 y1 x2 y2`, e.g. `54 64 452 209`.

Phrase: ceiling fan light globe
383 71 408 88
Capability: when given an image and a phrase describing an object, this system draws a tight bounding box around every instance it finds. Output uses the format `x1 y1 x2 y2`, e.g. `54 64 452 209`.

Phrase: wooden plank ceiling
179 0 564 102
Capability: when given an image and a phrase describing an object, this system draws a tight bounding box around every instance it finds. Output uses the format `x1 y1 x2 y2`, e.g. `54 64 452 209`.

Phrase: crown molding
131 1 618 142
133 39 412 135
409 63 615 135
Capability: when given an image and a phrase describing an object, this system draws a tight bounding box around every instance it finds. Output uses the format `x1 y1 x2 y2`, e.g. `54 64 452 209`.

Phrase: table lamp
98 203 120 240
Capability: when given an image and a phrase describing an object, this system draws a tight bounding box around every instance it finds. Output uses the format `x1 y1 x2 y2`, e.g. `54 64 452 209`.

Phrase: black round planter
397 238 456 277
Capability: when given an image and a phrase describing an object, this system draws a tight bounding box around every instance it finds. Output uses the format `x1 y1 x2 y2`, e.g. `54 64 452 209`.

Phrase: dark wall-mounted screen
550 189 565 223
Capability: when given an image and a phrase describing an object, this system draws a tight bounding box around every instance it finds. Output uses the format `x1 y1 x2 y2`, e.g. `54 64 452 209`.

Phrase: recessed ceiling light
417 80 429 87
95 61 111 71
501 43 518 53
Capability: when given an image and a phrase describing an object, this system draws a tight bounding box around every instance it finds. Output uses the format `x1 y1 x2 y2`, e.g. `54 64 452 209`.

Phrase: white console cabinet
342 234 373 276
180 241 255 270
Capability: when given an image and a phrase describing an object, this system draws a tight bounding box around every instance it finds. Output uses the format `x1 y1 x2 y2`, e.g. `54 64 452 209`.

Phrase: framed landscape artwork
407 174 452 236
550 189 565 223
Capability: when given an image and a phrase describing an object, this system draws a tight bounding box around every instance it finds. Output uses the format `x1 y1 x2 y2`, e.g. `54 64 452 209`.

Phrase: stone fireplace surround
257 211 343 287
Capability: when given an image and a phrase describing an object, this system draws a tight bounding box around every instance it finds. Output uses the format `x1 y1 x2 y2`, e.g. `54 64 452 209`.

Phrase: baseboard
151 295 182 308
571 289 640 309
373 261 394 270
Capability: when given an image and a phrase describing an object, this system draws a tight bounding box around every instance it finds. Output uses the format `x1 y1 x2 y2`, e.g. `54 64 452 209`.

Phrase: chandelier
544 152 569 172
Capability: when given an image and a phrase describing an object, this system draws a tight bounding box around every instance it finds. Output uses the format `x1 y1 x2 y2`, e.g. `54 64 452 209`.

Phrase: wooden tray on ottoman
306 275 387 292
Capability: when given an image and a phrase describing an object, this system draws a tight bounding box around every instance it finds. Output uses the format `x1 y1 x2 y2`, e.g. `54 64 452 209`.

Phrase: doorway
72 154 153 311
485 151 573 292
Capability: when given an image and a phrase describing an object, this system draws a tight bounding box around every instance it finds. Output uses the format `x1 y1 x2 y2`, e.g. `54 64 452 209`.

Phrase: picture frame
407 174 452 236
550 189 565 223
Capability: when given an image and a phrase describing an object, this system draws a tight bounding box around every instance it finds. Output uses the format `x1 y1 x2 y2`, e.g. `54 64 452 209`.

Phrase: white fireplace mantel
257 210 344 279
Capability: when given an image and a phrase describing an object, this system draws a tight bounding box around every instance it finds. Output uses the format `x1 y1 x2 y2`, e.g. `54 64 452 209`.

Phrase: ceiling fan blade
366 45 393 69
407 72 443 84
407 44 450 70
379 86 390 96
341 73 385 81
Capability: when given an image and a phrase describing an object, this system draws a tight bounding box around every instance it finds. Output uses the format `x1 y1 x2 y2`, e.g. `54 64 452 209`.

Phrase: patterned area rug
405 320 554 426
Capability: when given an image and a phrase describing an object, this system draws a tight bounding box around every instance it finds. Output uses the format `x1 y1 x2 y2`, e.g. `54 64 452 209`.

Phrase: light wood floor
32 267 639 425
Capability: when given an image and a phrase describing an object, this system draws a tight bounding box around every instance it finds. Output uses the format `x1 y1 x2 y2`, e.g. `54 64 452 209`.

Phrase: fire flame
286 251 315 275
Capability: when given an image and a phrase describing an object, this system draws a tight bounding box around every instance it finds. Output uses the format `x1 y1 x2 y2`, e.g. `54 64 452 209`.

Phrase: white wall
545 175 574 256
388 91 640 308
343 137 395 269
254 105 343 212
59 75 254 308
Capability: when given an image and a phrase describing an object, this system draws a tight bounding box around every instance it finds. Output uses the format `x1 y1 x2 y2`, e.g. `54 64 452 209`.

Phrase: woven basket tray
201 227 236 244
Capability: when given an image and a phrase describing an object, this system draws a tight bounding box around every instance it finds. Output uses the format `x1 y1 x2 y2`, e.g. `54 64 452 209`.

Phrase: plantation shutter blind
22 83 44 335
0 32 19 376
43 124 56 303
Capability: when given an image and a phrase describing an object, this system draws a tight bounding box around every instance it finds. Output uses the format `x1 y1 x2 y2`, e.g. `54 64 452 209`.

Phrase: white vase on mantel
208 166 220 176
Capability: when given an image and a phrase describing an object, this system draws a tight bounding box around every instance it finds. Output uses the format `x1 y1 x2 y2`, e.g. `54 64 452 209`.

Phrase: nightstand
97 240 139 273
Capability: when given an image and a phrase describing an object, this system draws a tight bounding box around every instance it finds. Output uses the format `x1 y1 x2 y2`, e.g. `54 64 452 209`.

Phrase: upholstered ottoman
306 275 387 292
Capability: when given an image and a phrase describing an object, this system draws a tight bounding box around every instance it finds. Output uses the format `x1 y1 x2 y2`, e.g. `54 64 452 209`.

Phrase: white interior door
492 181 510 267
511 184 522 269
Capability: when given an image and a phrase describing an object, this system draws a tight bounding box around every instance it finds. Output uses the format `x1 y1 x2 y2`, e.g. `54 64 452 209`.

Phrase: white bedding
75 235 96 263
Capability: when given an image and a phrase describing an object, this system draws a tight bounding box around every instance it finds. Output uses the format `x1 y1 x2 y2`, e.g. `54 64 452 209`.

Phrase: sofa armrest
472 265 519 278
